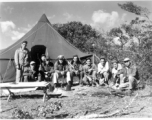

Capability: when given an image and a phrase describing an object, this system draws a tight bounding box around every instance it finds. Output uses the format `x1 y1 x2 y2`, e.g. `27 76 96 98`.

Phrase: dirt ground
0 80 152 119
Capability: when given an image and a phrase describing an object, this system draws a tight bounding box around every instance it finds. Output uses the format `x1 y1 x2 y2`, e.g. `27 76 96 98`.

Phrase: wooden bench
0 82 50 102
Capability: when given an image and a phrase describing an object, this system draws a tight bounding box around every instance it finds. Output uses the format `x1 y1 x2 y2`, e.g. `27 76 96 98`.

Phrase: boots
66 81 71 91
54 83 57 88
48 84 54 92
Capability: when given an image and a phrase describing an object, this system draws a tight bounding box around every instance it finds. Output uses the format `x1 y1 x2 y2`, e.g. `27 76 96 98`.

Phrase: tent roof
0 14 92 59
38 14 51 23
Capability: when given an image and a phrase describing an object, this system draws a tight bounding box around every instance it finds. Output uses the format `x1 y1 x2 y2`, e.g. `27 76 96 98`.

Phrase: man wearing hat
118 58 139 90
14 41 30 82
39 54 54 81
22 61 39 82
53 55 71 89
97 56 110 85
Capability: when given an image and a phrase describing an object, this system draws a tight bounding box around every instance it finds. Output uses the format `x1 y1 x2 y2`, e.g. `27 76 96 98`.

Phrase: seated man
39 54 54 81
53 55 71 89
23 61 39 82
69 55 83 86
97 56 110 85
111 59 122 88
82 58 97 86
118 58 139 90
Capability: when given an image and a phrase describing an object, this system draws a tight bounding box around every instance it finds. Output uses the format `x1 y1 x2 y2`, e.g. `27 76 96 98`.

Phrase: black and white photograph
0 0 152 119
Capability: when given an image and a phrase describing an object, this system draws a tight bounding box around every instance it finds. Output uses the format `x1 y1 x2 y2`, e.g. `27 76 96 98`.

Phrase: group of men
14 41 139 91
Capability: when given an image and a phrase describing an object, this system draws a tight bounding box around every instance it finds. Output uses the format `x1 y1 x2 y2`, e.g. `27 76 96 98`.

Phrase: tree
118 2 151 19
117 2 152 82
108 27 129 50
52 21 99 52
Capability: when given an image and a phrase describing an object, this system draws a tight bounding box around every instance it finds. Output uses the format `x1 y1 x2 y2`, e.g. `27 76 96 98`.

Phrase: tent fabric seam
46 23 84 52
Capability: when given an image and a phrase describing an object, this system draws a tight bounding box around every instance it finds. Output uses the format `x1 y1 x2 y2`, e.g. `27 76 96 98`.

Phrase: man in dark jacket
23 61 39 82
69 55 83 86
39 54 54 81
118 58 139 90
53 55 70 89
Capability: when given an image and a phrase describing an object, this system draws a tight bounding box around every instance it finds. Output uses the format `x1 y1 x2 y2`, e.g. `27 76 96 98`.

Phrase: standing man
14 41 30 82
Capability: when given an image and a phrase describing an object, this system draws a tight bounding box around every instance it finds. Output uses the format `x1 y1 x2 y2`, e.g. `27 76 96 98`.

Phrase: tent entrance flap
31 45 46 68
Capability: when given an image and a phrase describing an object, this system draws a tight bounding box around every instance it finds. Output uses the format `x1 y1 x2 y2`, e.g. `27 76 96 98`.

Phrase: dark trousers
70 71 83 85
23 75 35 82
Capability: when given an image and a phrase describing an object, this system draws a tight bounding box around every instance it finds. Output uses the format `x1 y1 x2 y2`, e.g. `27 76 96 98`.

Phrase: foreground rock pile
12 102 62 119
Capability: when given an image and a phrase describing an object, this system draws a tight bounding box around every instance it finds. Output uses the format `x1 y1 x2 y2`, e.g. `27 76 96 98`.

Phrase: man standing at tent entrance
14 41 30 82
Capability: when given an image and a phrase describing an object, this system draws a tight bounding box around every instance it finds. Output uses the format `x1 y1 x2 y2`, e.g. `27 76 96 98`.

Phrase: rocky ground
0 80 152 119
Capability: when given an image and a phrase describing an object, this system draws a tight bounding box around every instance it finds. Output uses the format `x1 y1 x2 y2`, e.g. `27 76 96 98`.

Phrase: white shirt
112 63 122 78
98 62 109 73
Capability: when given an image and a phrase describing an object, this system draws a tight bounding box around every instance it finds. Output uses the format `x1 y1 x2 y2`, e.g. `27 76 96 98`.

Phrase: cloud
48 15 56 20
0 21 31 41
0 21 15 33
74 16 86 24
4 5 14 14
18 24 33 32
63 12 73 20
62 13 86 24
91 10 127 32
11 31 25 41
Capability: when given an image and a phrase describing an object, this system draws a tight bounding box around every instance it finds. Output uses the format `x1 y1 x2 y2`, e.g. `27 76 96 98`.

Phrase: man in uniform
14 41 30 82
53 55 71 89
22 61 39 82
39 54 54 81
118 58 139 90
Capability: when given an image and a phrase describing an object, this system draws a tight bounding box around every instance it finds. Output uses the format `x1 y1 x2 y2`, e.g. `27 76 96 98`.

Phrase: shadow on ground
140 92 152 98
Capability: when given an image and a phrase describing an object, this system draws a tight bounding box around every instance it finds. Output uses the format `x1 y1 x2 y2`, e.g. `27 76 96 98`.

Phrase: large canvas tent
0 14 92 83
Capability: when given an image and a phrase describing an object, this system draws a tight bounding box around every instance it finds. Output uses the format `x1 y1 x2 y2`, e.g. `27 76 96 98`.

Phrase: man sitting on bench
69 55 83 86
97 56 110 86
82 58 97 87
39 54 54 81
53 55 71 89
23 61 39 82
111 59 122 89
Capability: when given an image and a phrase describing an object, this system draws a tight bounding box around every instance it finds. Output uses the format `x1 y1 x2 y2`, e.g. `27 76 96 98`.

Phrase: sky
0 0 152 50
